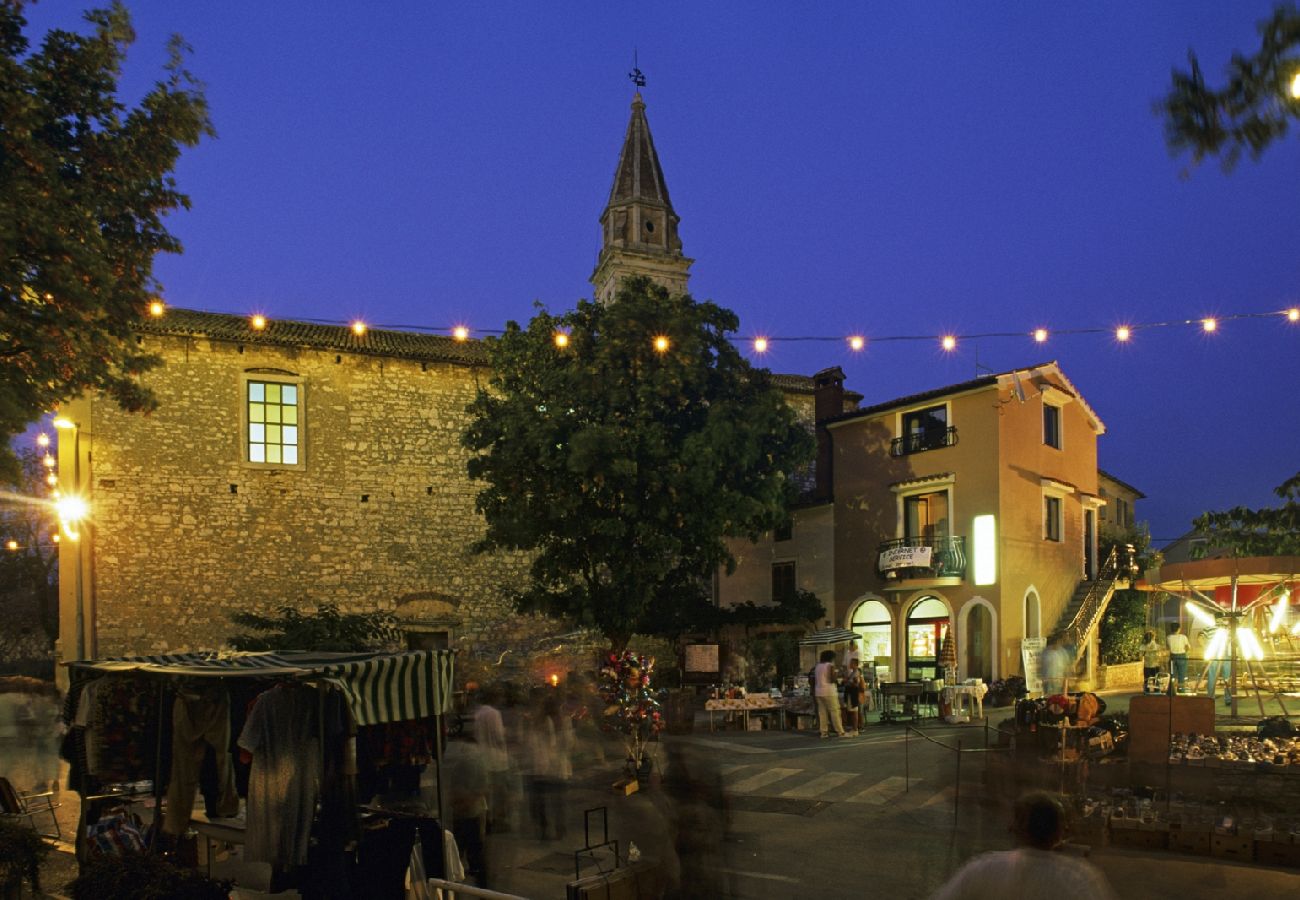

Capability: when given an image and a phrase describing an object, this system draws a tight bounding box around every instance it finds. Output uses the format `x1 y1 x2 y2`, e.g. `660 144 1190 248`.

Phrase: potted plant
68 854 230 900
0 819 51 900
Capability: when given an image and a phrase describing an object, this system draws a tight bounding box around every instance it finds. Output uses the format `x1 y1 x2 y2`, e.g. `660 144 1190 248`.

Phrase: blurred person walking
524 691 574 840
930 792 1116 899
814 650 851 738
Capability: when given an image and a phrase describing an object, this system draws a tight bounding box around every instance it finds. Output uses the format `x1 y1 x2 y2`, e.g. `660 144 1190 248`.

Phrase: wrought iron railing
876 535 967 580
890 426 959 457
1055 545 1121 650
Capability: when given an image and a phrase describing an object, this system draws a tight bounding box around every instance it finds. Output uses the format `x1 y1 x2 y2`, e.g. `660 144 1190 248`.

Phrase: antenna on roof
629 49 646 88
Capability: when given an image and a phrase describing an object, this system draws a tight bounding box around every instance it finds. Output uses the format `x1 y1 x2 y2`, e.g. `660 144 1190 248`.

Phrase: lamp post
53 417 89 661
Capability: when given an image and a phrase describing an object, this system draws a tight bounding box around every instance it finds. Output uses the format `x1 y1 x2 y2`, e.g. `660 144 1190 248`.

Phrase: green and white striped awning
66 649 455 725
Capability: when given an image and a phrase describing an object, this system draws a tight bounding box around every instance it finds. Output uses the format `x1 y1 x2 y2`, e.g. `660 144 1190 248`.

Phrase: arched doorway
905 596 949 681
849 598 893 683
964 602 994 682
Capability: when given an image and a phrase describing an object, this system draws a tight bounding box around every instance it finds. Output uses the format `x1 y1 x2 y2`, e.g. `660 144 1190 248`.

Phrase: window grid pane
248 380 300 465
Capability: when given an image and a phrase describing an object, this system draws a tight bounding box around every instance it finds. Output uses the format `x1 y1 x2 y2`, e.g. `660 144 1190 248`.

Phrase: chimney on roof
813 367 845 503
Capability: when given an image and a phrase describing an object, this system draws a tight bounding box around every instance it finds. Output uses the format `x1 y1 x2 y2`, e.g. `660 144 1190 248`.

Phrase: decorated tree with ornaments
599 650 662 775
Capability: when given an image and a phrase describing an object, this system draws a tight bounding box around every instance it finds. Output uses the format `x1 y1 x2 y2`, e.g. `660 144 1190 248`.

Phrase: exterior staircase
1048 545 1132 665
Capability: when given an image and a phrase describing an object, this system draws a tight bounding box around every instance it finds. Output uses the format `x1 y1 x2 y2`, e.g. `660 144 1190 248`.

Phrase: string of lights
147 301 1300 354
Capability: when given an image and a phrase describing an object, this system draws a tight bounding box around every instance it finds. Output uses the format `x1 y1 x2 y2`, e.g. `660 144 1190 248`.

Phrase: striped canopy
66 649 455 725
798 627 859 646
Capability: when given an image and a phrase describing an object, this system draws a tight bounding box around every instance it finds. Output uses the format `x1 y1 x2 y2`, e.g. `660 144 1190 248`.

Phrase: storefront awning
798 627 859 646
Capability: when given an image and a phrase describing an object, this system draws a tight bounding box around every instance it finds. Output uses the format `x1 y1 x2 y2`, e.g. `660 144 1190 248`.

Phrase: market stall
61 649 455 896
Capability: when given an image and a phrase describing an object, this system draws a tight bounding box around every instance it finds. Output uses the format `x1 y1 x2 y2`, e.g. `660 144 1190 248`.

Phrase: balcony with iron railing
890 426 958 457
876 535 968 582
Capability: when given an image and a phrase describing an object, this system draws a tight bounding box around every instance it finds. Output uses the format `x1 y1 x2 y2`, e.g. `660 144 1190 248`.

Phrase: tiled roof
824 373 1002 424
769 372 863 403
135 308 488 366
1098 468 1146 499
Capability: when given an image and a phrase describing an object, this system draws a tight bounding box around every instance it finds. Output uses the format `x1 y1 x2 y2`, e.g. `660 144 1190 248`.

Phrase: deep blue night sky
20 2 1300 544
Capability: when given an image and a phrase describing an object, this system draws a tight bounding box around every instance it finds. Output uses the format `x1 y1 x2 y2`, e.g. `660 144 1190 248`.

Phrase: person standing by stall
843 658 867 733
1139 631 1162 693
1167 623 1191 693
814 650 852 738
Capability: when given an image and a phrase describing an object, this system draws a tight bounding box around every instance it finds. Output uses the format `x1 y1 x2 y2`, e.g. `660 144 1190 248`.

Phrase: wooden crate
1210 833 1254 862
1167 829 1211 856
1254 839 1300 869
1109 826 1168 850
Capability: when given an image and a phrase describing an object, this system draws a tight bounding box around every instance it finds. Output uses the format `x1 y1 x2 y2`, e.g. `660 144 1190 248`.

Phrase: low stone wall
1097 660 1143 690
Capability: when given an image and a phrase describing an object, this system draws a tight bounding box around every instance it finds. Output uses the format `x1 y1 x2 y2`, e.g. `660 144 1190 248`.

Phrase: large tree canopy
1192 470 1300 557
1161 4 1300 171
0 2 211 478
464 277 815 649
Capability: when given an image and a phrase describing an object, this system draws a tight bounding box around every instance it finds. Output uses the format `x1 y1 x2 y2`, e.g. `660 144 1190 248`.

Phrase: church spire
590 92 692 304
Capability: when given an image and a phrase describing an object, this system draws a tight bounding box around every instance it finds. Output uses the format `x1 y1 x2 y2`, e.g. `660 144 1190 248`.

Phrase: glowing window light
1115 325 1131 342
1270 592 1290 634
1288 308 1300 322
351 320 367 336
553 332 569 349
1033 328 1048 343
250 314 267 331
752 337 768 353
1201 317 1217 333
452 326 470 342
972 514 996 586
848 335 865 351
148 300 165 317
42 454 55 468
653 335 670 353
36 433 50 448
1185 600 1217 628
941 335 957 352
1291 71 1300 99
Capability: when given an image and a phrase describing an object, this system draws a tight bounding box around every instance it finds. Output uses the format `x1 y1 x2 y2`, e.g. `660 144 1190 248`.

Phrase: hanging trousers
165 690 240 834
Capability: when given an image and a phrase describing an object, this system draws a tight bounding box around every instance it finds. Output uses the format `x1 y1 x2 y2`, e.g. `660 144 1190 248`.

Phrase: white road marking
728 767 802 794
843 775 914 805
673 736 774 755
778 771 858 799
722 868 802 884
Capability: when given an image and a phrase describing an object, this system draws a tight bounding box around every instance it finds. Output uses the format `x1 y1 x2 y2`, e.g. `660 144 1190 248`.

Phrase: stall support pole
151 683 168 851
434 710 447 828
954 739 962 816
904 727 910 792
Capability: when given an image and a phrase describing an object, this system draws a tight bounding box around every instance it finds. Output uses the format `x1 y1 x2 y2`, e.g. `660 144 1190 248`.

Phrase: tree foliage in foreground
0 449 59 643
464 277 815 649
1160 4 1300 172
1191 470 1300 558
228 602 400 653
0 2 212 479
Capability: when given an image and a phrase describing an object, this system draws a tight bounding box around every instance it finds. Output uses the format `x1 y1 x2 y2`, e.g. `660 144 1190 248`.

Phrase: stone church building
53 93 834 672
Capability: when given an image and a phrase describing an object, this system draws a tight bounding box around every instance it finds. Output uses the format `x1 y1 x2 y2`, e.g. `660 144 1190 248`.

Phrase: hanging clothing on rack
237 682 321 868
164 685 239 835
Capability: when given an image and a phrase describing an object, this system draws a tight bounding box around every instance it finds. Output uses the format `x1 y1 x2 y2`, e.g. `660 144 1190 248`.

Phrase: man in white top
931 792 1116 900
1166 623 1191 693
814 650 853 738
843 640 861 670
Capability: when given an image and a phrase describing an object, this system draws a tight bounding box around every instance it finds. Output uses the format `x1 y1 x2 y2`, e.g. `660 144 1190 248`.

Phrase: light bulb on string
1288 308 1300 323
752 337 769 354
148 300 165 317
452 326 470 342
250 314 267 331
940 335 957 352
1033 328 1049 343
1115 325 1132 342
653 335 670 353
351 320 367 336
36 433 49 448
553 331 570 349
848 335 865 352
1201 318 1217 333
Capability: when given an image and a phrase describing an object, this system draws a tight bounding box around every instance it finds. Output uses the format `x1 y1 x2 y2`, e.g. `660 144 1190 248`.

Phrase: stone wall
82 333 532 656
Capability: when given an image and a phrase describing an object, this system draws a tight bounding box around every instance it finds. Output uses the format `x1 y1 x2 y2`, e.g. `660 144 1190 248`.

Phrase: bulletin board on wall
682 643 721 684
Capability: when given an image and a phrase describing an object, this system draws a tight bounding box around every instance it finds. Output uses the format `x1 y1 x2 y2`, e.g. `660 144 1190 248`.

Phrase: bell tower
590 92 692 303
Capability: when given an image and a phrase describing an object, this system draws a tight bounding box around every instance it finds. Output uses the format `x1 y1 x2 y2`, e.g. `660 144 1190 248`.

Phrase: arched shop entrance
906 595 950 681
849 598 893 683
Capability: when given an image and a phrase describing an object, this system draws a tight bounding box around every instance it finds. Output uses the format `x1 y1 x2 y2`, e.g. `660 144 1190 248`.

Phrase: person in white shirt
931 792 1117 900
843 640 861 670
813 650 853 738
1166 624 1191 692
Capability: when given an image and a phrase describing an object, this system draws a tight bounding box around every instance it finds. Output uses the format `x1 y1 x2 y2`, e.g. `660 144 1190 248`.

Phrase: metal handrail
890 426 959 457
1056 545 1121 649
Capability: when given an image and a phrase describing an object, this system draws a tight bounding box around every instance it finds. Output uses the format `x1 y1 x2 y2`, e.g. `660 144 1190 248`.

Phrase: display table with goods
703 694 786 731
939 680 988 723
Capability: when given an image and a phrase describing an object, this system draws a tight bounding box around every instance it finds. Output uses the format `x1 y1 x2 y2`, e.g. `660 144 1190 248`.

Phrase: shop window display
850 600 893 682
906 596 949 681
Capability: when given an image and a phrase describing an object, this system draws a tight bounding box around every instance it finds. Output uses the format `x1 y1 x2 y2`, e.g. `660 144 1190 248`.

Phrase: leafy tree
228 602 400 652
1191 470 1300 557
0 2 212 480
1098 523 1154 664
0 448 59 643
1160 4 1300 171
464 277 815 650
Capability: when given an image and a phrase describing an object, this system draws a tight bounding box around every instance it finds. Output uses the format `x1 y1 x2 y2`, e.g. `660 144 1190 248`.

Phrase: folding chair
0 775 61 839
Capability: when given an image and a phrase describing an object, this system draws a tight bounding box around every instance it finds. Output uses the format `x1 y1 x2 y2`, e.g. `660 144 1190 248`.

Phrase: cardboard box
1109 826 1168 850
1168 830 1211 856
1255 840 1300 868
1210 833 1254 862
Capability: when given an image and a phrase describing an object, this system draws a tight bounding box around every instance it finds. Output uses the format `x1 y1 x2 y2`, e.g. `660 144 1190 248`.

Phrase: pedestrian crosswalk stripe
719 763 749 776
778 771 858 799
728 767 802 794
843 775 914 805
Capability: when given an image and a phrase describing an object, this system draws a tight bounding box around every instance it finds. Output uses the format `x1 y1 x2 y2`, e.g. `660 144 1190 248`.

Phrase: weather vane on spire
628 49 646 88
